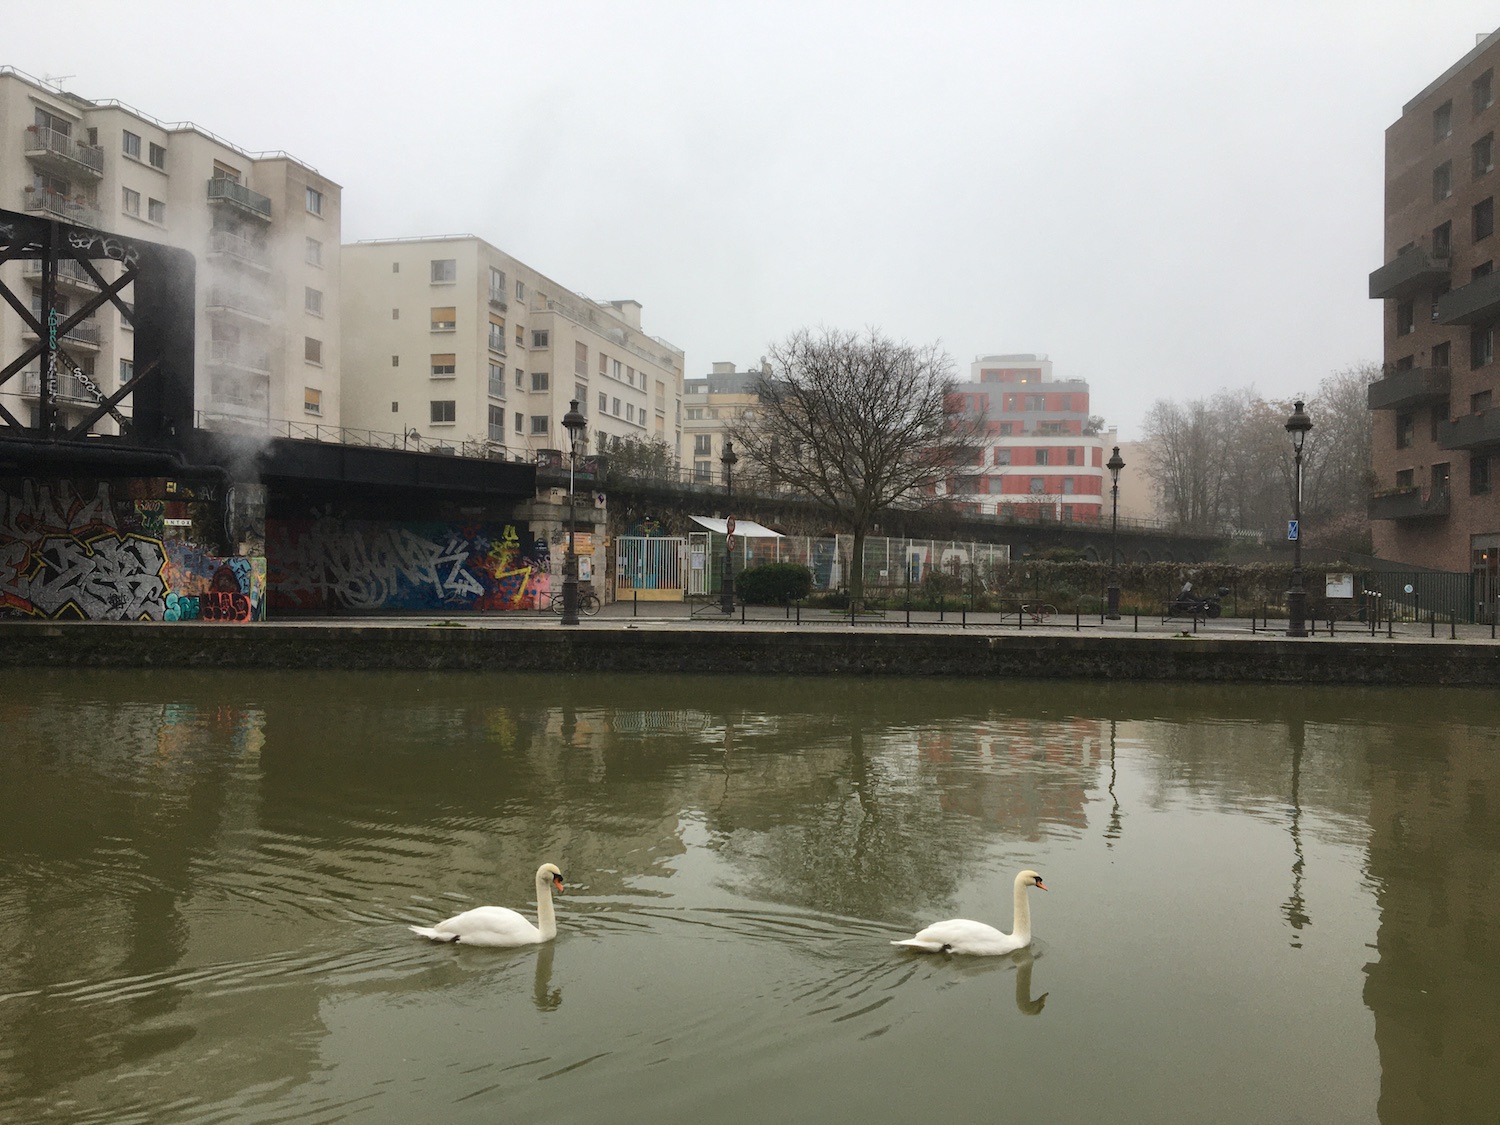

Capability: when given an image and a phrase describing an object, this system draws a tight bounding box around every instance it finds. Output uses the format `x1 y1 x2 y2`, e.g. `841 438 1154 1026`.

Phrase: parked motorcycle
1169 586 1229 619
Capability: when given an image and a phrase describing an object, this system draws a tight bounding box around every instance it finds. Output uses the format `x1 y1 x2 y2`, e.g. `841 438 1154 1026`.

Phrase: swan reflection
1012 948 1047 1016
532 942 561 1011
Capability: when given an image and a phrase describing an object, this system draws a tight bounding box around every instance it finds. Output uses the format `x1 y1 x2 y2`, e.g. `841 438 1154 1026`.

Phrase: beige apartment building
340 236 683 462
683 361 764 481
0 66 341 434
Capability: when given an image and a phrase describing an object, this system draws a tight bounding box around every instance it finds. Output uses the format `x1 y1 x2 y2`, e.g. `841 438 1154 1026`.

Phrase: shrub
735 562 814 605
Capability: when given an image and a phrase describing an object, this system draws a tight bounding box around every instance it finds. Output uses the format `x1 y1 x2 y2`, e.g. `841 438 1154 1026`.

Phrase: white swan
409 863 565 946
891 869 1047 955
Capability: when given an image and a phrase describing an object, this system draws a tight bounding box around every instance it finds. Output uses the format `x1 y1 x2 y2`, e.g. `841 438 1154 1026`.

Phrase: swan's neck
1010 877 1032 944
535 878 557 940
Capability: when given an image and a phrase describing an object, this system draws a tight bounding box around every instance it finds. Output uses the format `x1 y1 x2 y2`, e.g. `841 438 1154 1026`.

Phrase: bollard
1387 602 1394 638
1451 616 1457 640
742 600 746 625
905 600 910 628
1430 610 1436 638
1075 608 1080 631
1133 611 1139 633
962 606 967 629
633 590 638 618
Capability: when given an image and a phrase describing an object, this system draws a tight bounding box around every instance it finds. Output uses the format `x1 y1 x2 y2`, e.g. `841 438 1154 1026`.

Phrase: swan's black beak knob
552 874 566 893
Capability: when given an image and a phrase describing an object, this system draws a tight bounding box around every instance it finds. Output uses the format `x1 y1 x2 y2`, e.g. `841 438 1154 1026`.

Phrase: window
489 362 506 398
515 411 523 433
1066 447 1078 465
1434 220 1453 256
1435 99 1453 140
1062 478 1076 494
1476 134 1494 177
685 407 704 420
515 367 525 389
1434 462 1452 491
995 448 1012 465
613 359 624 380
1471 454 1492 495
531 371 549 392
305 187 323 215
694 434 712 455
120 358 134 385
1473 389 1493 413
1024 394 1045 411
431 353 456 377
516 279 527 301
392 261 400 273
515 325 524 347
304 387 322 415
487 316 506 353
305 337 322 365
122 130 141 159
1434 161 1453 201
1395 468 1415 489
530 415 548 434
1472 324 1494 368
392 355 400 367
1433 341 1451 367
122 187 140 216
532 329 549 348
1397 299 1415 336
694 460 712 482
1476 261 1494 281
599 392 608 413
431 259 456 283
489 405 506 441
1476 69 1494 114
613 397 622 416
306 237 322 266
1395 410 1415 448
489 267 506 302
576 382 588 407
431 400 456 424
1034 448 1050 465
599 353 608 376
1478 197 1496 242
149 142 166 170
1029 477 1045 494
305 287 323 316
626 403 635 422
147 198 165 223
1432 400 1449 440
575 341 589 375
430 306 457 330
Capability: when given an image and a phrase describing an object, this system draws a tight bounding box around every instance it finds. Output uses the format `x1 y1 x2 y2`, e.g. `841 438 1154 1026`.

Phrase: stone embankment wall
2 623 1497 685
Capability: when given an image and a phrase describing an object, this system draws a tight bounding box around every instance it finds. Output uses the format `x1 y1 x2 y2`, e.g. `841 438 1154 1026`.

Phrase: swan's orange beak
1035 879 1048 891
552 875 565 893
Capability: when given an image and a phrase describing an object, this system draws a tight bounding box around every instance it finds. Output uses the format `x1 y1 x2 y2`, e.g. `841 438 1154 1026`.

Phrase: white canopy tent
689 516 784 538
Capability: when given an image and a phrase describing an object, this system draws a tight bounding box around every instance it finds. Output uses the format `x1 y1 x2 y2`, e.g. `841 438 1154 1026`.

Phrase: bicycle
1019 602 1058 625
548 590 601 616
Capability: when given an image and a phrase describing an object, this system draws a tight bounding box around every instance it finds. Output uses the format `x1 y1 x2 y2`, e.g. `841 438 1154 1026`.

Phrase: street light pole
1106 445 1125 619
560 399 587 627
1284 400 1312 638
720 439 738 614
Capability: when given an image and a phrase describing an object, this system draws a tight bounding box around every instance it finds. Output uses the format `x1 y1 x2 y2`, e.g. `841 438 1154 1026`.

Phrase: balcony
1369 246 1451 299
206 177 272 221
1434 269 1500 325
15 369 105 404
209 372 270 412
23 125 104 178
1437 409 1500 450
22 257 101 292
206 340 271 373
21 314 102 349
1369 486 1451 521
488 288 508 310
22 187 102 229
1367 366 1451 410
208 228 271 270
205 286 273 321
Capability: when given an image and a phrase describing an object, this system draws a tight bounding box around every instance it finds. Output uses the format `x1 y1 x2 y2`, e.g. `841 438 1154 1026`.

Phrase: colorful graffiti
0 477 265 622
266 518 551 613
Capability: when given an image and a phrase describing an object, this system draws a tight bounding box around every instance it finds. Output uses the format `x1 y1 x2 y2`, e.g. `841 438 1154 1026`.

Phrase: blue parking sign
1287 520 1299 541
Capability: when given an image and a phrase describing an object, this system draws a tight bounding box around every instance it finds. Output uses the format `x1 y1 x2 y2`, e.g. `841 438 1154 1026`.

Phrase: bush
735 562 814 605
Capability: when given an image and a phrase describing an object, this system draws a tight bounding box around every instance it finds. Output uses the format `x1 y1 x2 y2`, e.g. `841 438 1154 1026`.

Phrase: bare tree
728 327 981 604
1143 397 1230 530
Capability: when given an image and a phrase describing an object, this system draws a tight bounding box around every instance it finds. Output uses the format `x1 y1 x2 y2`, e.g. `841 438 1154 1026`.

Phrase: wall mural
266 518 550 613
0 477 266 621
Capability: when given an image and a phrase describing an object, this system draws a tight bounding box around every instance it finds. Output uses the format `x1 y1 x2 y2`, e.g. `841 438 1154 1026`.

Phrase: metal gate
687 532 710 595
615 536 687 601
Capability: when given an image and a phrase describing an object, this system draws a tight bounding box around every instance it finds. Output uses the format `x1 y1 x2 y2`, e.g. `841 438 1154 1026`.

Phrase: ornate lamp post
720 439 738 614
559 399 587 627
1106 445 1125 619
1284 400 1312 638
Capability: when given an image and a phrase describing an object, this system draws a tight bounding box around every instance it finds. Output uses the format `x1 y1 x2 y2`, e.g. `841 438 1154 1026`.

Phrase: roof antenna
42 73 75 89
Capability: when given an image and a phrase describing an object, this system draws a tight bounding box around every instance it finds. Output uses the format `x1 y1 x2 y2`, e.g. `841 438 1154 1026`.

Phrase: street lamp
1106 445 1125 619
720 438 738 614
559 399 587 627
1284 400 1312 638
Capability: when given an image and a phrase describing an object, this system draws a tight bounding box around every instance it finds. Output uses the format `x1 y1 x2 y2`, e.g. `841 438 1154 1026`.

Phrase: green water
1 672 1495 1123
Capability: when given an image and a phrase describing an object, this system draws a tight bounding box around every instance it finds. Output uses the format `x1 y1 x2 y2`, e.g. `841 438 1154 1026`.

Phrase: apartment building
948 354 1110 521
340 236 683 462
683 361 764 481
0 66 341 433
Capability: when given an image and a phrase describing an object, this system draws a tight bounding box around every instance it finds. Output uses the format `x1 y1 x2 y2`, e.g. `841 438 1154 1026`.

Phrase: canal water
1 672 1495 1124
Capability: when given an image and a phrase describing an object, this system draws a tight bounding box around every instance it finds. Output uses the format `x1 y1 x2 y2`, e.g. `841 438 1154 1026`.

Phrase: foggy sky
9 0 1496 438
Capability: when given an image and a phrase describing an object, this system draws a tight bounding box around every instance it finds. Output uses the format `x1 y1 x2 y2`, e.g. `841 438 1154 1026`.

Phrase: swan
891 869 1047 955
409 863 564 946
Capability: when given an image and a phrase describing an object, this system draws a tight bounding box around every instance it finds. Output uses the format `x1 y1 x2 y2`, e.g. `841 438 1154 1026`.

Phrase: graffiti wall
0 477 266 622
266 517 551 613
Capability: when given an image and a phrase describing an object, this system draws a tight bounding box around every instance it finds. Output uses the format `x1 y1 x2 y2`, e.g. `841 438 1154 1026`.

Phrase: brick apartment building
1369 27 1500 613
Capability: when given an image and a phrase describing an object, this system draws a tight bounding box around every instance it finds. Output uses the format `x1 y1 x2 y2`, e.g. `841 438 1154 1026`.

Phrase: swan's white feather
892 869 1045 957
411 863 562 947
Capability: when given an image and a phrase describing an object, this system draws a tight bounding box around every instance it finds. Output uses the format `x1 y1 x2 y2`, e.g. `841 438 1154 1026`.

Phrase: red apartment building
947 354 1110 521
1369 27 1500 613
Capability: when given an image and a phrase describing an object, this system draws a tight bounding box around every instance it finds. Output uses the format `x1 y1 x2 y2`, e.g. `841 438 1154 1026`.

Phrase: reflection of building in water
1362 722 1500 1123
919 718 1104 836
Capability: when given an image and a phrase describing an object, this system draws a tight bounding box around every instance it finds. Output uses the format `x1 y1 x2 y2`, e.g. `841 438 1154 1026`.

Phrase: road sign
1287 520 1299 541
726 516 736 535
726 534 736 550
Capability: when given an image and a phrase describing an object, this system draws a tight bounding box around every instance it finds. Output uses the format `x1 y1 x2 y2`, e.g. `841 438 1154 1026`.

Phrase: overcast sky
9 1 1499 437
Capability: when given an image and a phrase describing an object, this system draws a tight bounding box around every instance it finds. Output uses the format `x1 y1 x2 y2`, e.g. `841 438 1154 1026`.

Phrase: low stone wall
2 622 1498 685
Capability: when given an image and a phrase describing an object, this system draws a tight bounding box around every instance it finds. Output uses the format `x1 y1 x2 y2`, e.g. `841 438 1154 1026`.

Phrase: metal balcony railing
1369 486 1451 520
208 228 271 268
205 286 273 320
1368 246 1451 299
206 177 272 220
206 340 271 373
22 188 102 228
21 257 100 289
21 314 102 347
23 125 104 175
16 369 102 402
1367 366 1451 410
